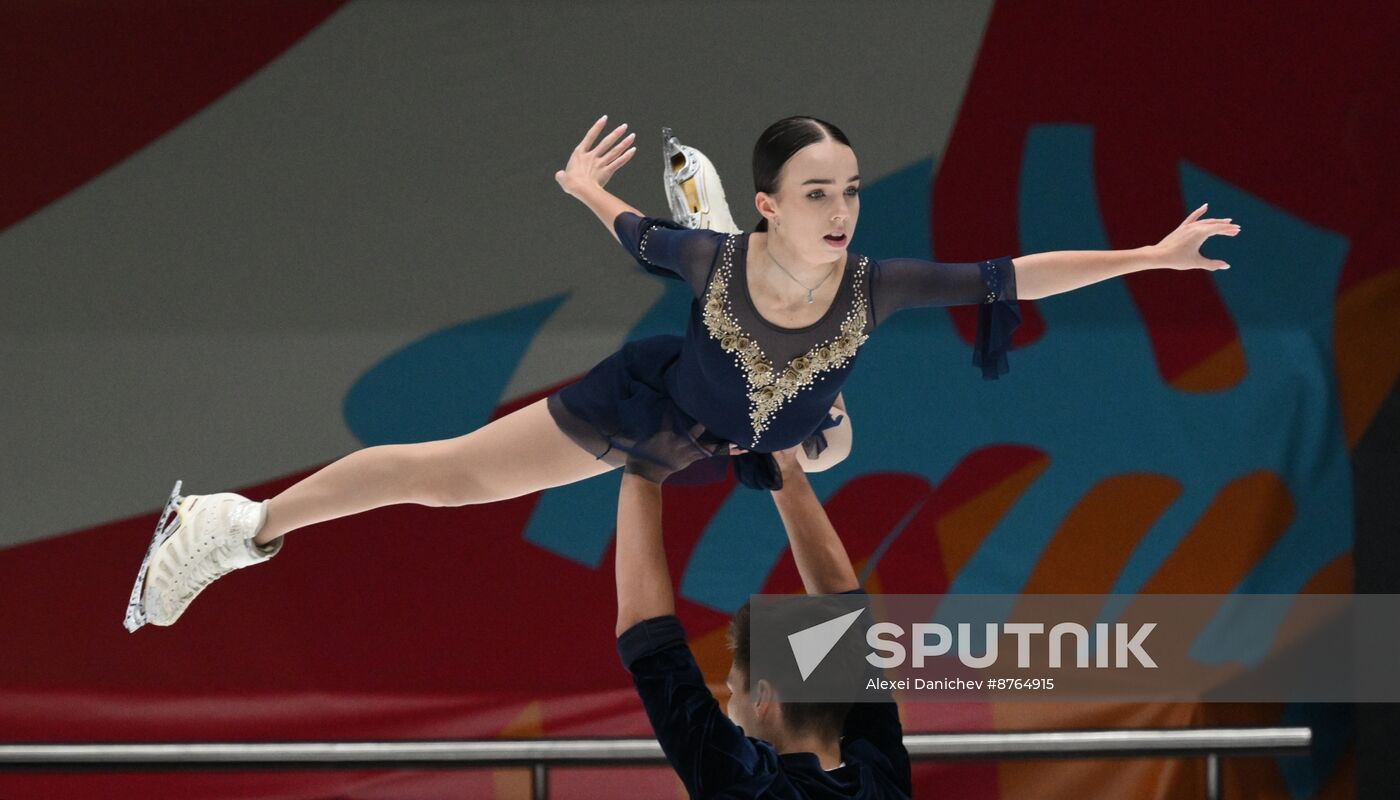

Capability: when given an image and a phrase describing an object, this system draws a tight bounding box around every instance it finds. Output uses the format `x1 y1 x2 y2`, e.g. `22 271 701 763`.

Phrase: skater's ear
755 191 778 230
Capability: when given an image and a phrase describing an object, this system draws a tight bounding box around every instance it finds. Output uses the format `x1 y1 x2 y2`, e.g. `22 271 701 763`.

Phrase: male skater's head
722 596 869 756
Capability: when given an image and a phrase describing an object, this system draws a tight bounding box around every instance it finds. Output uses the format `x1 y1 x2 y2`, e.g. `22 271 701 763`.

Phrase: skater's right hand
555 115 637 198
1151 203 1240 271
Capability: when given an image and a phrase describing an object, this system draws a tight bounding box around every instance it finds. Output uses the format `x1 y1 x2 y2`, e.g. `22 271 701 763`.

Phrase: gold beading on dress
702 235 870 446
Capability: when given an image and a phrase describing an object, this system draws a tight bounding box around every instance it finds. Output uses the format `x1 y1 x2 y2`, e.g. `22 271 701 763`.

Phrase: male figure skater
614 447 912 798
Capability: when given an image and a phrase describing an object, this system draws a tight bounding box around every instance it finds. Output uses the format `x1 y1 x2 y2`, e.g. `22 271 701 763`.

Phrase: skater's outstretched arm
555 114 643 245
768 448 859 595
1013 204 1238 299
614 473 674 637
556 116 723 296
877 203 1238 308
613 473 767 795
769 449 913 793
871 205 1239 320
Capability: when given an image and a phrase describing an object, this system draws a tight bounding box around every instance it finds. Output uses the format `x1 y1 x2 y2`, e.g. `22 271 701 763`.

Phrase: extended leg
128 398 612 630
256 398 613 544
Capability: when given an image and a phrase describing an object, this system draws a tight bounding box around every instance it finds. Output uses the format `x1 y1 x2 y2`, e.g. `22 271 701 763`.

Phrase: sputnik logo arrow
788 608 865 681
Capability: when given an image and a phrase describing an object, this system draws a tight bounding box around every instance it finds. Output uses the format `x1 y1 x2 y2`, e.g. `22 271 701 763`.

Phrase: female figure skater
125 114 1240 631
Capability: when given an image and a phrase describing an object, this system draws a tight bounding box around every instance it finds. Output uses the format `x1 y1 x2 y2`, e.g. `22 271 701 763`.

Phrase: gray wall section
0 1 994 545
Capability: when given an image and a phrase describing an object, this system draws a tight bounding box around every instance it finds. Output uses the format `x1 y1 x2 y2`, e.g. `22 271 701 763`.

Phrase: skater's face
725 662 766 738
758 138 860 261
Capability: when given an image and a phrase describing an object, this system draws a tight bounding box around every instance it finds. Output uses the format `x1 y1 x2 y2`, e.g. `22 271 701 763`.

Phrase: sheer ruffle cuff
972 256 1022 380
801 412 845 461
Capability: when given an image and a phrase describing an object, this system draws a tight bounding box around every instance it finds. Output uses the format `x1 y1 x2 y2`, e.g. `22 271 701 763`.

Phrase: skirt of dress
546 335 731 484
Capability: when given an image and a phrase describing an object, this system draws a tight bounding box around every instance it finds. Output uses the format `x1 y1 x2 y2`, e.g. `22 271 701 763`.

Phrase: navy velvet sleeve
869 255 1023 380
617 615 768 797
614 212 724 298
838 588 913 796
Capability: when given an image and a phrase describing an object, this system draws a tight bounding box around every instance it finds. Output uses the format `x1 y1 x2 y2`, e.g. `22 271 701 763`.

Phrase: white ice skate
662 127 742 234
123 482 281 631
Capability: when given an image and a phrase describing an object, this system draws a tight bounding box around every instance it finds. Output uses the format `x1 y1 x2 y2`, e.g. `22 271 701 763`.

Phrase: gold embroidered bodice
615 212 1020 450
701 234 870 442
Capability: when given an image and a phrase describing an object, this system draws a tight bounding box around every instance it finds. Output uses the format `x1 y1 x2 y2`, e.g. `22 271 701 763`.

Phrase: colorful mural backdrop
4 2 1395 797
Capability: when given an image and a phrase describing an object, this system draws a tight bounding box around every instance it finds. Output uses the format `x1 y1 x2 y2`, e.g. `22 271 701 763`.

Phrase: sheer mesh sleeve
614 212 723 297
870 255 1023 380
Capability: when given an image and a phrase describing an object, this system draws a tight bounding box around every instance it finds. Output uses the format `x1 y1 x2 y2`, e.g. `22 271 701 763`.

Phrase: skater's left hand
1152 203 1241 271
769 446 805 476
555 114 638 198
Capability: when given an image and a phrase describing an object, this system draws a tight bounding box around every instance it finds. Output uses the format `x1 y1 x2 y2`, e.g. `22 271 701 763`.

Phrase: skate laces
167 497 260 599
181 540 241 595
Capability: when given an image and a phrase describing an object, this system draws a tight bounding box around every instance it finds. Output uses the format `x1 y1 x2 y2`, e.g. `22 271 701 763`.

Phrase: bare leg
253 398 613 545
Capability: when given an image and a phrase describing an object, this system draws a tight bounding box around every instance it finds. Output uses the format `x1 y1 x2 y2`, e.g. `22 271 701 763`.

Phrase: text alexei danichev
868 678 986 691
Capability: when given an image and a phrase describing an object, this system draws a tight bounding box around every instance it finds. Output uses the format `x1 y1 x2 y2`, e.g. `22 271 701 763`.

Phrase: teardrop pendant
806 290 815 304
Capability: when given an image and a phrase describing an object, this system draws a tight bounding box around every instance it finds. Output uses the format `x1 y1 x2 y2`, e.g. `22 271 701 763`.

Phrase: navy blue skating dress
545 212 1021 486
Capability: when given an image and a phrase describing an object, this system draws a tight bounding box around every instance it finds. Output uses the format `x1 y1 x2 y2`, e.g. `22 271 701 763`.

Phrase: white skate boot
661 127 742 234
123 482 281 631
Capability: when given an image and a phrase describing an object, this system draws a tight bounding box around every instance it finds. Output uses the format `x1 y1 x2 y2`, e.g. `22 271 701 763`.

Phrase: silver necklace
765 248 839 304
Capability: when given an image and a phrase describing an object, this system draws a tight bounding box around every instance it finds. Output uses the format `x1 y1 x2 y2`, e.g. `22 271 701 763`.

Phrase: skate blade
662 127 695 226
122 481 184 632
